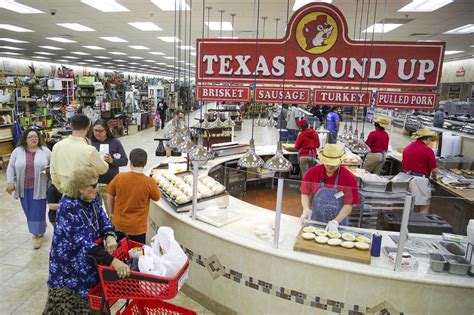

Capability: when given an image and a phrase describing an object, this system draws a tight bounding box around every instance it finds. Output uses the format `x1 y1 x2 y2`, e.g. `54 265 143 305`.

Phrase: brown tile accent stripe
180 245 402 314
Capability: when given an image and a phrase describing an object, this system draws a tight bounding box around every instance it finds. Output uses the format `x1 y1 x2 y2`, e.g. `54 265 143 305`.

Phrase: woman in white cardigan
6 128 51 249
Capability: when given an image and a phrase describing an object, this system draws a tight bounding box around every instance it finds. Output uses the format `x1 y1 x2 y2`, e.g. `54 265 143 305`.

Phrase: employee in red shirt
402 127 439 214
363 116 390 175
300 144 359 232
295 119 320 178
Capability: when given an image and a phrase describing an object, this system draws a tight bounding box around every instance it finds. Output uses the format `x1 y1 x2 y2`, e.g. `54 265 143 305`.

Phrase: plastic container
429 253 447 273
360 178 389 192
445 255 470 275
119 299 197 315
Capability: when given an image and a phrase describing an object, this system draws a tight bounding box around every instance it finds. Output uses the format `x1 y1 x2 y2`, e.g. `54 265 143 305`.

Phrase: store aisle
0 147 213 314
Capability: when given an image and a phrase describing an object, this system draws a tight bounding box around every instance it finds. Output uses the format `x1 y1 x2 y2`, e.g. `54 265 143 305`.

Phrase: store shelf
0 137 14 143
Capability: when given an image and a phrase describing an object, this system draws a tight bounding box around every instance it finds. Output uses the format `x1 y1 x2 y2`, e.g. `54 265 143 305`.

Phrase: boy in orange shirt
107 148 160 243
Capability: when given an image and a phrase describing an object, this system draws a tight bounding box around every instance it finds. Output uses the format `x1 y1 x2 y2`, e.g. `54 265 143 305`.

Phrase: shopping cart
118 299 197 315
89 237 190 315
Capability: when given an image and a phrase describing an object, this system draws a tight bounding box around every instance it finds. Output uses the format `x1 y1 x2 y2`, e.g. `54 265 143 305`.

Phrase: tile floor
0 105 413 314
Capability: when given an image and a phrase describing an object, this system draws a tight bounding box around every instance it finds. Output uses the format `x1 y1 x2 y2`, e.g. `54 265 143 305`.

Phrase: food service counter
147 147 474 315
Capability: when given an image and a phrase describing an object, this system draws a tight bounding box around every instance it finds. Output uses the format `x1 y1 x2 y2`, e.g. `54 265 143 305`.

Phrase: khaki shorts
408 176 432 206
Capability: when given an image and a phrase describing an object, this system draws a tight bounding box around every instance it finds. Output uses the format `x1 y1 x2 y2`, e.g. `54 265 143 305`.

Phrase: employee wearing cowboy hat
300 144 359 232
362 116 390 175
402 127 439 214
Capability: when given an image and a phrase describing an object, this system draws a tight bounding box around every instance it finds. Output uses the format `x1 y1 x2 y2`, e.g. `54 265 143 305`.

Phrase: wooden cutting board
293 231 372 264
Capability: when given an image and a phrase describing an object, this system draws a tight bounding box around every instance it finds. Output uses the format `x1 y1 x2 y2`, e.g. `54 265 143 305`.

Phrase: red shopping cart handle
101 267 168 283
100 259 189 283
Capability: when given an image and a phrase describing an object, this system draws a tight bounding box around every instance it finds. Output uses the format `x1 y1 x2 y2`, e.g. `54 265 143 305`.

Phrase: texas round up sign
196 3 445 90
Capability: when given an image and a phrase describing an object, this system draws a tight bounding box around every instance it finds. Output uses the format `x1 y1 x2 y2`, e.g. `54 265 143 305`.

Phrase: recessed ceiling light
128 45 149 50
103 62 113 65
83 45 105 50
77 62 87 65
46 37 77 43
363 23 403 33
190 52 196 56
205 22 234 31
444 24 474 34
164 56 176 60
128 56 143 59
148 52 165 56
71 51 90 55
55 59 69 62
445 50 464 55
129 62 139 65
0 51 22 55
57 23 95 32
166 65 174 67
416 40 442 42
80 0 129 12
398 0 453 12
0 46 24 50
100 36 128 42
34 51 56 55
63 56 79 59
114 59 126 62
177 45 195 50
0 0 44 14
39 45 64 50
157 62 167 65
470 45 474 47
218 36 239 39
0 37 28 43
158 36 181 43
84 59 98 62
32 56 49 59
95 56 111 59
0 24 34 32
109 51 127 55
128 22 162 31
144 59 155 62
151 0 190 11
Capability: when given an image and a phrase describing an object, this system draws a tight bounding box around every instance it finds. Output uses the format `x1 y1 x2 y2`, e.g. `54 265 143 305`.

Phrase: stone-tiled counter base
148 203 474 315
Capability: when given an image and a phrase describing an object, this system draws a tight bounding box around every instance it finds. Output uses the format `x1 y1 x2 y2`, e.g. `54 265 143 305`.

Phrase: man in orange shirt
107 148 161 243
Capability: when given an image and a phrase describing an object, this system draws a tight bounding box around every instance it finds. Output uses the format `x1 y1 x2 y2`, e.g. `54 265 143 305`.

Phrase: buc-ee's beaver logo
296 12 338 54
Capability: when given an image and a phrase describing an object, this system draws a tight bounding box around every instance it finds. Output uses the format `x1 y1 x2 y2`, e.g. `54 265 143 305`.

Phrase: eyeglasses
27 136 39 139
90 183 98 189
93 129 105 133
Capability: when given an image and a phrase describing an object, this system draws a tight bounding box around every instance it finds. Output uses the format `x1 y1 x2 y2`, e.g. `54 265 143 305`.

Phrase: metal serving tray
160 188 229 213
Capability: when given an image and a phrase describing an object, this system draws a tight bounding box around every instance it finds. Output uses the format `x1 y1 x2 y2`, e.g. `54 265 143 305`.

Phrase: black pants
159 111 166 129
128 233 146 244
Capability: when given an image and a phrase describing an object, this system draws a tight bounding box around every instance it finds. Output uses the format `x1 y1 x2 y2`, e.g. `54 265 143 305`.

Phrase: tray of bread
294 223 372 264
153 173 228 212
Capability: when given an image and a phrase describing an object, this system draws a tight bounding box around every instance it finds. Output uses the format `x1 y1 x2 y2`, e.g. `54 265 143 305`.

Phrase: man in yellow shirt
50 114 109 193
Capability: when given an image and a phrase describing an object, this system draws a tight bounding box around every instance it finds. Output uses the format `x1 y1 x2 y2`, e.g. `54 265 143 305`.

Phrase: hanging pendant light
267 116 276 127
223 114 235 127
264 141 292 172
211 115 224 128
168 131 187 149
178 136 196 154
189 134 213 161
200 117 213 129
238 138 264 168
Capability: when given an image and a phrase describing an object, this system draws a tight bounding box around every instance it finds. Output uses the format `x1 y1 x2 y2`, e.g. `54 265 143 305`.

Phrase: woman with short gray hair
44 166 130 314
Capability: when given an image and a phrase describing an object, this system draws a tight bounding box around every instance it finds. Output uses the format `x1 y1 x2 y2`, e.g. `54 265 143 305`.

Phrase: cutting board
293 231 372 264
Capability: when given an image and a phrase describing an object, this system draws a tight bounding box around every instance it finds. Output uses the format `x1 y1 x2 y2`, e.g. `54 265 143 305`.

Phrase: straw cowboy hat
412 127 437 139
318 143 346 166
373 116 391 129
